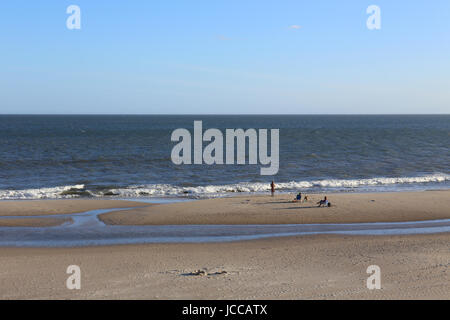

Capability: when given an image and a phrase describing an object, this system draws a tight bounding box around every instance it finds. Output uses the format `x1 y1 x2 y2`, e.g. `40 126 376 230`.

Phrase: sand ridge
0 217 72 227
99 190 450 225
0 199 149 217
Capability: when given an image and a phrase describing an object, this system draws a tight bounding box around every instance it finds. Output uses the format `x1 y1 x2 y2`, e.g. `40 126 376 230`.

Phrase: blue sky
0 0 449 114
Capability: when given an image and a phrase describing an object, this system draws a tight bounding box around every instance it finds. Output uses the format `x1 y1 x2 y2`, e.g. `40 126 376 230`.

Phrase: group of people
270 181 330 207
295 192 330 207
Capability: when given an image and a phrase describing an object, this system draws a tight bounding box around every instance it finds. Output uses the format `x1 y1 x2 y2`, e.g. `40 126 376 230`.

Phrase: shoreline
1 184 449 203
1 173 448 201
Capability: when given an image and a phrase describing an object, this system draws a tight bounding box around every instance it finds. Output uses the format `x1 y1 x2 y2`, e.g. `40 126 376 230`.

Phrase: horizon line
0 113 449 116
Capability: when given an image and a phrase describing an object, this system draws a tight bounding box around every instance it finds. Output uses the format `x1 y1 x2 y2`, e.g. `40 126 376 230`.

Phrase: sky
0 0 449 114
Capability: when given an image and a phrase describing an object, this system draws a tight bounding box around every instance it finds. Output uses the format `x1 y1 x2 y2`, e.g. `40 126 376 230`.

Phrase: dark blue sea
0 115 448 199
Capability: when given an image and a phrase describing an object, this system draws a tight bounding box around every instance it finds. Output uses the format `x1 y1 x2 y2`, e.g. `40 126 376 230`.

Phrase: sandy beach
0 199 146 217
99 191 450 225
0 217 71 227
0 191 449 299
1 233 449 299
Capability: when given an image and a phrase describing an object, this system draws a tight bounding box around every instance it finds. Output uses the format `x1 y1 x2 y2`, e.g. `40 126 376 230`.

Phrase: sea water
0 115 448 199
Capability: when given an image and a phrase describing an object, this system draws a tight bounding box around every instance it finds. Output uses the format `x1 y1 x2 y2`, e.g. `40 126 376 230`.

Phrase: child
293 192 302 202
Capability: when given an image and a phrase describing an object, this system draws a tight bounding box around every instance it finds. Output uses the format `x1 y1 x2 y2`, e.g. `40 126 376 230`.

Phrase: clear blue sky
1 0 449 114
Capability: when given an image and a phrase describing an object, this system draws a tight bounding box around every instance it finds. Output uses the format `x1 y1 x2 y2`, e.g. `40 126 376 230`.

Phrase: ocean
0 115 448 200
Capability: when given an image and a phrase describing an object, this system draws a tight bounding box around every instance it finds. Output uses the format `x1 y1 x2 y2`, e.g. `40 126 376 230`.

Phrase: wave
107 173 450 198
0 174 449 200
0 184 87 200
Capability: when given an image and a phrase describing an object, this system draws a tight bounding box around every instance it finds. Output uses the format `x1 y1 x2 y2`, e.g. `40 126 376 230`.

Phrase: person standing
270 181 275 197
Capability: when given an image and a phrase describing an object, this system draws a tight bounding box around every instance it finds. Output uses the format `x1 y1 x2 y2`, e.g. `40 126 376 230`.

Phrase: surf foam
1 174 448 200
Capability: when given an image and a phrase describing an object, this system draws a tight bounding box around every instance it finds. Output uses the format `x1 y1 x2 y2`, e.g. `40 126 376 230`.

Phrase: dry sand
100 190 450 225
0 234 448 299
0 199 148 217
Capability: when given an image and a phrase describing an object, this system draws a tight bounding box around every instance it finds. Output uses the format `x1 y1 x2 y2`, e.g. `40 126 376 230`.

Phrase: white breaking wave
0 184 86 200
1 174 449 200
109 173 450 198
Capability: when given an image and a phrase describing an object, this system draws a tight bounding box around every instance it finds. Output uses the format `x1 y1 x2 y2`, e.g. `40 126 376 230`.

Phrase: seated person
317 196 329 207
293 192 302 202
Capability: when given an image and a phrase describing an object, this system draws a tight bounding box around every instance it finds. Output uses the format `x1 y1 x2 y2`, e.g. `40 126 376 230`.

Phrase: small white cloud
216 35 231 41
289 25 302 29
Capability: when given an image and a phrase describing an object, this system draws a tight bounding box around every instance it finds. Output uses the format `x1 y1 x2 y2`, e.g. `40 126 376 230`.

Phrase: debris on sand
184 269 228 276
188 269 207 276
